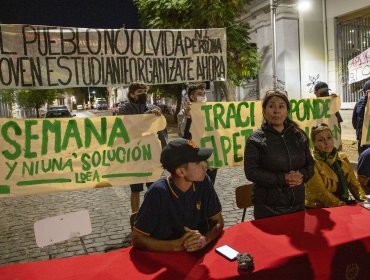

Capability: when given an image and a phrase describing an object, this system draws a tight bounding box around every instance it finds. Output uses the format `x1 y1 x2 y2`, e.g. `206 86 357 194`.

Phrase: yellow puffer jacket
305 152 367 208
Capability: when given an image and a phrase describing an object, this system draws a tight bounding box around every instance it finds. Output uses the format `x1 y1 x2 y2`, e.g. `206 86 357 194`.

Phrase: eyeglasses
265 90 288 97
312 123 329 130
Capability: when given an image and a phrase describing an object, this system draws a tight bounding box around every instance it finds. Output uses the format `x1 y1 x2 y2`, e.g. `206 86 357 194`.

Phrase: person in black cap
314 81 343 143
314 81 332 98
131 138 224 252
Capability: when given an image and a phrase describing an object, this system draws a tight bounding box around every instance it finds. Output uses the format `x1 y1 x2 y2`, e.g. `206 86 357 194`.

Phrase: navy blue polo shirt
134 176 222 240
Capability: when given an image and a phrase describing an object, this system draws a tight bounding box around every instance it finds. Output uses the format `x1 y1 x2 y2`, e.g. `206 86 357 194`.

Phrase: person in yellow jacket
305 123 367 208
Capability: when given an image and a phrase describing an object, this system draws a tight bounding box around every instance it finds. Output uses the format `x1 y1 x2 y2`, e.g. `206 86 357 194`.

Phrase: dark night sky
0 0 141 29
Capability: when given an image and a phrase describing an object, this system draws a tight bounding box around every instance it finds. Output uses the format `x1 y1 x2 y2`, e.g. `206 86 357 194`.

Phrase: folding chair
34 209 92 259
235 183 254 222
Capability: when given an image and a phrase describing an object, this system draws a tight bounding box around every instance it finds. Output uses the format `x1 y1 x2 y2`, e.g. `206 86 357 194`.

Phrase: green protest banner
360 92 370 145
0 115 166 197
190 101 260 168
191 97 341 168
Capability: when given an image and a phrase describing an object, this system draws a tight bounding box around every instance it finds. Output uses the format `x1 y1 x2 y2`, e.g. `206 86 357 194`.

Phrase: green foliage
149 83 185 117
17 89 60 117
0 89 16 106
135 0 260 87
149 84 184 99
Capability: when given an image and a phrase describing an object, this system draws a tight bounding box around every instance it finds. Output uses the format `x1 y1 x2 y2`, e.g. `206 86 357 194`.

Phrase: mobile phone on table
215 245 239 261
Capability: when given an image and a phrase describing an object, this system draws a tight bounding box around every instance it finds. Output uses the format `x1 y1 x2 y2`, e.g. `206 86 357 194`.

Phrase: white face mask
196 95 207 102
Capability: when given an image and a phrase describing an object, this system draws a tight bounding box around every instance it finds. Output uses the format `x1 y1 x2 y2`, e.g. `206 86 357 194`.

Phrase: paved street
0 109 359 266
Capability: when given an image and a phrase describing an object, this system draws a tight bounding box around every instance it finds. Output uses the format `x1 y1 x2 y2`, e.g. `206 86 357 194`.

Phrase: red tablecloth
1 205 369 279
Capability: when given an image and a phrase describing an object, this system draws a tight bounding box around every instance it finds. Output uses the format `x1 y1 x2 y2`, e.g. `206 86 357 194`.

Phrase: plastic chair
235 183 254 222
34 209 92 259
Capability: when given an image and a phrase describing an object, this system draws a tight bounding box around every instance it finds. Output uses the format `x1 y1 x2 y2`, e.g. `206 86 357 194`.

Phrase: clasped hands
284 170 303 187
178 226 206 252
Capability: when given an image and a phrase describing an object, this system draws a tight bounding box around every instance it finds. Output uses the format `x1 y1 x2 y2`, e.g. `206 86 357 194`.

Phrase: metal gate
337 10 370 103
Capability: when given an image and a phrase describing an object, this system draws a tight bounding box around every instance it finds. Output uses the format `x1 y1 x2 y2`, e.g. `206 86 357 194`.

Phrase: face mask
137 93 147 104
196 96 207 102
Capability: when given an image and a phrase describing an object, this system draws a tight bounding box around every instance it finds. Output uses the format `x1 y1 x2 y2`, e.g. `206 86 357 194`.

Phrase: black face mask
137 93 147 104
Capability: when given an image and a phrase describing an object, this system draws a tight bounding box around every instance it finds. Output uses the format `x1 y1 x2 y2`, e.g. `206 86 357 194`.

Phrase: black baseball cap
314 82 331 92
160 139 213 171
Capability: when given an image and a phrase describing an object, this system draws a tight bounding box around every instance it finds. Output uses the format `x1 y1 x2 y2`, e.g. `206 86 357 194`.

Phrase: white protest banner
0 114 166 197
360 92 370 145
348 47 370 84
191 97 341 168
0 24 227 89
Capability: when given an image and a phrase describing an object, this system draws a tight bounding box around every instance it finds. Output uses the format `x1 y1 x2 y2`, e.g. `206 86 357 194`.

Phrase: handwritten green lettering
62 120 83 150
84 118 107 147
108 118 130 146
41 120 62 155
24 120 39 158
1 121 22 160
201 136 222 167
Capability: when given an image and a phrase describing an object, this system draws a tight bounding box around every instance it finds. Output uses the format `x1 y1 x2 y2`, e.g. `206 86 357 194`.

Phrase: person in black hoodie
119 81 168 213
244 91 314 219
352 80 370 156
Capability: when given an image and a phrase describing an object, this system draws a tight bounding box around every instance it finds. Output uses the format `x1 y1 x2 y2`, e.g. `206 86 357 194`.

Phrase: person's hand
151 108 161 116
172 230 195 251
184 101 192 117
183 226 206 252
284 171 303 187
290 171 303 186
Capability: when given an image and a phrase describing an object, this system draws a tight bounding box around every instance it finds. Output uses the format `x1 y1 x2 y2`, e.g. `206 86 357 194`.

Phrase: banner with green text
360 92 370 146
0 24 227 89
191 97 341 168
0 115 166 197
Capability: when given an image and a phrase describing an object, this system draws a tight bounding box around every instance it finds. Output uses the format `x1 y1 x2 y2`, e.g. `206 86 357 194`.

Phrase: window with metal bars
337 10 370 103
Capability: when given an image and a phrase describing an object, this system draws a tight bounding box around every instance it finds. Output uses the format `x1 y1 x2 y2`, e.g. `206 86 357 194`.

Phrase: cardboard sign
191 97 342 168
0 114 166 197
